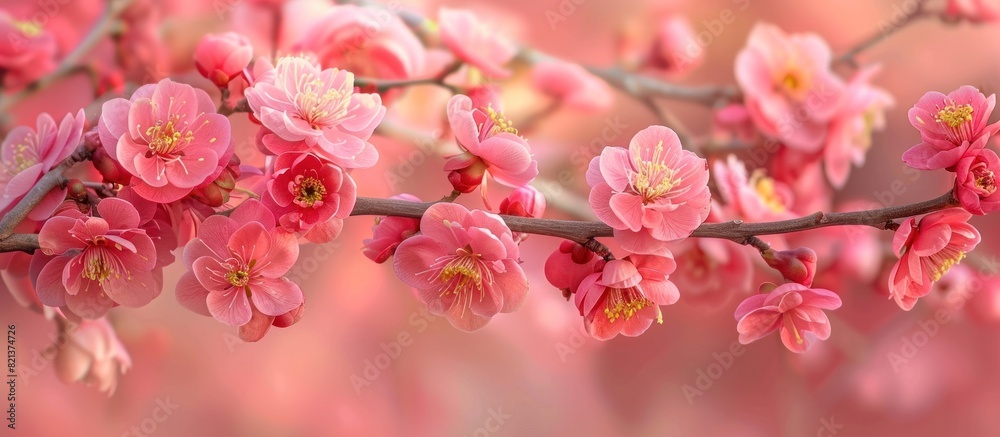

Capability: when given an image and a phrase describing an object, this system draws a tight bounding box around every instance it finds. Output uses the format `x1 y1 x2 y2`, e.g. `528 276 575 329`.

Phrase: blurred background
3 0 1000 435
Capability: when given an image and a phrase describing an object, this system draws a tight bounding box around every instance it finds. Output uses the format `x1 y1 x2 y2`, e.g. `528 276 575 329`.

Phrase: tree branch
834 0 932 67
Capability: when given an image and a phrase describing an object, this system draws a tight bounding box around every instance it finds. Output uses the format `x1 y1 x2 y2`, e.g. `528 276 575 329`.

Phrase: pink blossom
644 15 703 77
713 154 795 222
0 110 85 220
392 202 527 331
574 252 679 340
903 86 1000 170
363 194 422 264
245 56 386 169
823 66 893 188
734 283 842 353
293 5 425 94
735 23 845 152
98 79 234 203
954 148 1000 214
888 208 981 310
669 237 753 310
0 11 57 88
544 240 605 297
176 200 303 327
261 152 356 243
35 198 160 319
587 126 711 254
54 318 132 395
438 8 517 78
711 103 756 144
239 302 306 342
194 32 254 87
445 94 538 201
499 185 546 218
530 61 614 112
945 0 1000 22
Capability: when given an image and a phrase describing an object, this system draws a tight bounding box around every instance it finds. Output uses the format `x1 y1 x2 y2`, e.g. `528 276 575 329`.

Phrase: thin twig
834 0 932 67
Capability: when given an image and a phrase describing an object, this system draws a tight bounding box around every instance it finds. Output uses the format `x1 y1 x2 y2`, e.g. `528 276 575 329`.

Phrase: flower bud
190 153 242 207
194 32 253 88
499 186 546 218
446 157 487 193
763 247 818 286
91 147 132 186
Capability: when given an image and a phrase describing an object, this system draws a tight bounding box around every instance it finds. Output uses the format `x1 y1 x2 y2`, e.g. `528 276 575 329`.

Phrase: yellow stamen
293 176 327 207
630 140 678 204
935 104 974 128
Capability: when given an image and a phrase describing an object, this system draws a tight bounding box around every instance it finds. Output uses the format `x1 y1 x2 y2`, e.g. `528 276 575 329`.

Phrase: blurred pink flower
393 202 527 331
903 86 1000 170
261 152 356 243
954 148 1000 214
245 56 385 169
294 5 425 97
588 126 710 254
99 79 233 203
0 110 85 220
530 61 614 112
670 237 753 310
176 199 303 327
0 11 57 88
823 66 893 188
35 198 159 319
713 154 795 222
54 318 131 395
945 0 1000 22
735 23 844 152
438 8 517 78
363 194 422 264
763 247 818 286
644 15 703 77
889 209 981 310
444 94 538 202
734 282 842 353
194 32 254 88
575 252 679 340
965 274 1000 324
711 103 757 144
544 240 605 297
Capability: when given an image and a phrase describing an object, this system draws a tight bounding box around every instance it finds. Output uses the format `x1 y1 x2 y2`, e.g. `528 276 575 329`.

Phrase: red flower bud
763 247 818 286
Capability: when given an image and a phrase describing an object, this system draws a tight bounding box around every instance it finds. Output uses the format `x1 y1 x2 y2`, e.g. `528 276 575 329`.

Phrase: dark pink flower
245 56 385 169
445 94 538 202
176 200 303 327
54 317 131 395
0 110 85 219
574 252 679 340
194 32 254 87
587 126 711 254
903 86 1000 170
734 282 842 353
544 240 604 298
888 209 981 310
35 198 159 319
530 61 613 112
0 11 57 88
954 148 1000 214
362 194 422 264
261 152 356 243
735 23 845 152
99 79 234 203
393 202 527 331
439 8 517 78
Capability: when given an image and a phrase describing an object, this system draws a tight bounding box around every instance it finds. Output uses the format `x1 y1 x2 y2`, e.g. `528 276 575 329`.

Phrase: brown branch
834 0 932 67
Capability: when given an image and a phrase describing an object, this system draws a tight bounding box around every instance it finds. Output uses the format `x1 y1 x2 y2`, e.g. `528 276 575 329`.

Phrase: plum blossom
574 252 679 340
643 15 703 77
735 282 843 353
245 56 386 169
98 79 233 203
363 194 422 264
735 23 844 152
261 152 356 243
823 66 894 188
445 94 538 202
587 126 711 254
194 32 254 87
530 61 614 112
0 11 57 87
176 200 303 328
0 110 85 220
499 186 546 242
888 209 981 310
54 318 131 395
955 148 1000 214
393 203 527 331
35 198 159 319
713 154 796 222
903 86 1000 170
439 8 517 78
544 241 605 298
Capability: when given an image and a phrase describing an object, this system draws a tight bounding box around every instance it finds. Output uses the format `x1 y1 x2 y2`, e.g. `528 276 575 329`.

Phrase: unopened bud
763 247 818 286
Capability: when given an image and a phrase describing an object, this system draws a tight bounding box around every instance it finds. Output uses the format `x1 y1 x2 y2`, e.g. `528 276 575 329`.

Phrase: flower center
12 20 41 38
293 70 350 129
630 140 678 204
750 170 786 213
1 134 39 176
935 103 974 129
225 269 251 287
927 246 966 282
972 163 997 195
777 67 810 100
80 236 129 283
438 255 484 296
484 106 518 137
293 176 327 207
603 286 660 324
145 116 192 157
